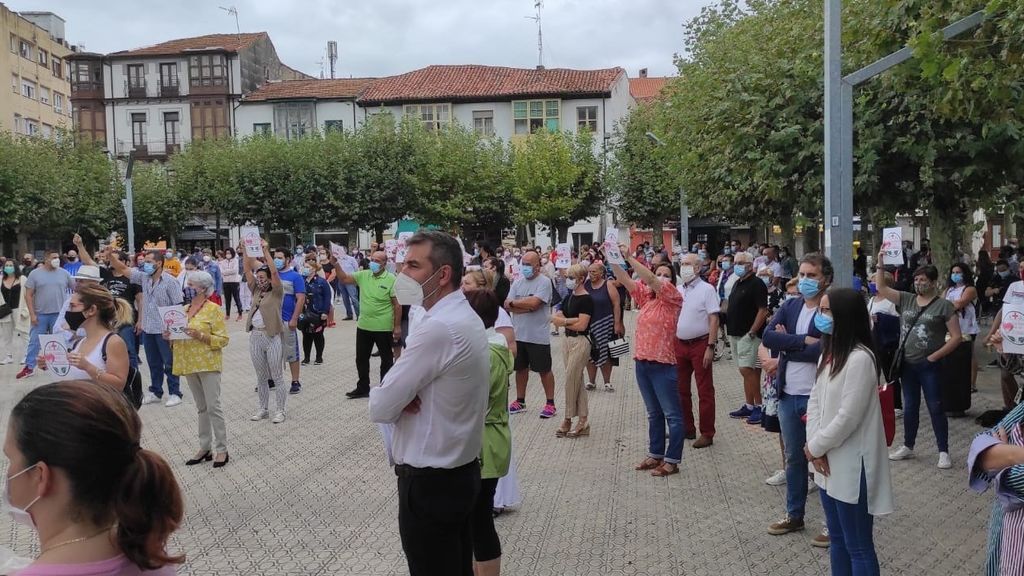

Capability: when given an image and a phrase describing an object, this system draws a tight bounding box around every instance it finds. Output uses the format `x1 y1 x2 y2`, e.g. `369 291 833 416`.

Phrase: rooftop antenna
524 0 544 68
327 41 338 79
218 6 240 37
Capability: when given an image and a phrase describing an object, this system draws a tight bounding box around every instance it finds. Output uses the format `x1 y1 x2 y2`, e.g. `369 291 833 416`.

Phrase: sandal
635 457 663 471
651 463 679 477
555 419 572 438
567 421 590 438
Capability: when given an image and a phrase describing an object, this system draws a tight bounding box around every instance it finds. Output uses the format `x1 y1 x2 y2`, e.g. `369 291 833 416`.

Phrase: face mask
3 265 13 275
723 248 732 255
256 278 270 291
698 251 707 260
679 266 696 283
721 262 732 271
301 267 311 277
202 255 211 263
999 270 1010 278
950 273 963 284
369 261 382 274
67 255 77 262
760 276 771 286
4 463 40 529
65 310 87 331
521 265 535 279
798 277 820 299
868 282 878 295
165 252 174 259
273 258 285 271
914 282 933 295
785 294 800 301
813 312 834 335
732 264 747 277
142 262 157 275
565 278 577 290
394 268 442 306
49 258 60 268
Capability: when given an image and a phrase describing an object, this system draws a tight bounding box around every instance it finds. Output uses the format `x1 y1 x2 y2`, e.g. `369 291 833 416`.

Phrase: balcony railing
125 79 147 98
160 76 180 97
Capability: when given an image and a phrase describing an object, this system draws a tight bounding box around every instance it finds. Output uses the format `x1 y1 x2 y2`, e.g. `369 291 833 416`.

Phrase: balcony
125 79 148 99
71 81 103 100
189 76 229 96
160 76 180 97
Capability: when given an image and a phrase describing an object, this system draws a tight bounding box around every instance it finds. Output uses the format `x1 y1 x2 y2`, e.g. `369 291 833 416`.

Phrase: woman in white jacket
805 287 894 576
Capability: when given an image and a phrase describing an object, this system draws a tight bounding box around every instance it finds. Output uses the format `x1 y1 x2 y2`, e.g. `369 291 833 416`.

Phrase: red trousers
675 337 716 438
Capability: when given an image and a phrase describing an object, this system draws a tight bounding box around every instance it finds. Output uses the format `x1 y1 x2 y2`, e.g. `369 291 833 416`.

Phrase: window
65 61 72 80
12 114 22 134
52 57 62 78
8 34 15 53
10 74 17 94
21 79 36 99
273 102 314 140
41 124 52 138
25 119 39 136
37 49 47 67
324 120 343 133
404 103 450 131
73 103 106 143
191 99 229 140
127 64 145 89
472 110 494 137
74 61 101 85
189 54 227 87
160 63 178 87
576 106 598 132
53 92 63 113
164 112 180 147
513 99 560 134
252 123 271 136
131 112 147 148
40 86 50 105
19 39 31 60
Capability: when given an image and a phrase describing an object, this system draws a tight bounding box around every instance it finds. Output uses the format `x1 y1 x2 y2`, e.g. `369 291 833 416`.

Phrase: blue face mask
723 248 732 255
301 267 311 277
721 261 732 271
950 272 963 284
369 261 382 274
732 264 747 277
760 276 771 286
798 277 820 299
814 312 833 334
273 258 285 271
868 282 878 295
698 251 707 259
1000 270 1011 278
142 262 156 275
521 265 535 279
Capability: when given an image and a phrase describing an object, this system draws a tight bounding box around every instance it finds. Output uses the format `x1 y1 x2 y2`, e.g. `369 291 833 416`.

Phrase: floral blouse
631 278 683 365
172 301 229 375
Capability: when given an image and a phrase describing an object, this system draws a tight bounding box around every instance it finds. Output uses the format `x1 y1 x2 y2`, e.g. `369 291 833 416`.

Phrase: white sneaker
937 452 952 469
894 408 904 419
0 355 12 365
142 392 161 405
765 469 787 486
604 383 615 392
889 445 914 460
585 382 597 391
272 411 286 424
164 395 182 408
250 409 269 421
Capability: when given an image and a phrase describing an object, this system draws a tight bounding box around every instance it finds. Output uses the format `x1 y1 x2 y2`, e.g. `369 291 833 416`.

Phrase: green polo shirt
353 270 397 332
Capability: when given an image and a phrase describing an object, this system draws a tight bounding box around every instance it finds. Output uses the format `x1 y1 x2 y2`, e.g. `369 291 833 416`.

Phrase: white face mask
565 278 577 290
49 258 60 268
4 463 40 529
679 266 696 284
394 268 442 307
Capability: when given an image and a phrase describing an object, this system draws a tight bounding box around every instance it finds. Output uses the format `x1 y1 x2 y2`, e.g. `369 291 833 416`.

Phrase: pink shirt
631 279 683 365
16 556 176 576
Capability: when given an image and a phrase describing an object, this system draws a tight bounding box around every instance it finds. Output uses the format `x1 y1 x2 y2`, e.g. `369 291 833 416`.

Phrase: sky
6 0 712 78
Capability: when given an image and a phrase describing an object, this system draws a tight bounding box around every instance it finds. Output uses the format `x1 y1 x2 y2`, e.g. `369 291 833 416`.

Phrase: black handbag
101 333 142 410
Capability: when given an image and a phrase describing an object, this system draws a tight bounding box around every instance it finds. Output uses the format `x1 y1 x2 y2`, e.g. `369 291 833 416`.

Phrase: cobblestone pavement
0 310 998 575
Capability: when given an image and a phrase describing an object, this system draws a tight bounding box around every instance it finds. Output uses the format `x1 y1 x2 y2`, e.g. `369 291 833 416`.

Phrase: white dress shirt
676 278 720 340
369 289 489 469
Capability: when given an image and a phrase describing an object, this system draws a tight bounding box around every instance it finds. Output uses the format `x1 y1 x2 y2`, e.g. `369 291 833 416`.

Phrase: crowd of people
1 230 1023 575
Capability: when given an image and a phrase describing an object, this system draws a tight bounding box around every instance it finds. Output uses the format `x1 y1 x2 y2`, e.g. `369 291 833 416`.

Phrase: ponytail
112 297 134 329
114 449 185 570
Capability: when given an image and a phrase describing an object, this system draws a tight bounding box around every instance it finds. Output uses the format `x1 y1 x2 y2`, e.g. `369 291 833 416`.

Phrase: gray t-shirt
507 274 553 345
897 292 955 363
24 267 73 314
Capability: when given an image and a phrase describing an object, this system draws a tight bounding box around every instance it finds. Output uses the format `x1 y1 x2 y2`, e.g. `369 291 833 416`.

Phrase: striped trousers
250 329 287 412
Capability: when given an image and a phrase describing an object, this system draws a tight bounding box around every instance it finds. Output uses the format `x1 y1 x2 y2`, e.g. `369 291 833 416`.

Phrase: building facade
1 5 73 137
235 77 375 139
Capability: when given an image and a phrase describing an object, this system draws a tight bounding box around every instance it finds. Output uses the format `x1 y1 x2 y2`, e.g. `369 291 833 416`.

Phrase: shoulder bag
101 333 143 410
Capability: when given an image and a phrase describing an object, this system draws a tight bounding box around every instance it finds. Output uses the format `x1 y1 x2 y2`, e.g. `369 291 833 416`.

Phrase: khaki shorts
730 334 761 370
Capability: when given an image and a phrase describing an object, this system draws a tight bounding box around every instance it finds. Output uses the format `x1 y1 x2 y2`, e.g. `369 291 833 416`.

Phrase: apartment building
1 4 73 137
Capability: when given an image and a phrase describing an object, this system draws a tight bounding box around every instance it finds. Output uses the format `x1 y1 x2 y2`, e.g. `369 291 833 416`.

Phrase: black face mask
65 311 87 331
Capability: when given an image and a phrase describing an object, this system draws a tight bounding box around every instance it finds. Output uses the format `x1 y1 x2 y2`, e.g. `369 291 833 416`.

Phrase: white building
235 78 375 139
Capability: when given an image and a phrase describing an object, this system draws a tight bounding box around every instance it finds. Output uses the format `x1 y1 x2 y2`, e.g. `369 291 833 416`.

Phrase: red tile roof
242 78 377 102
110 32 267 58
358 64 625 104
629 77 670 102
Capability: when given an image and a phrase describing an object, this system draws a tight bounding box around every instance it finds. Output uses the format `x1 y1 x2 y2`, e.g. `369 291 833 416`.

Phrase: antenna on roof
327 41 338 80
218 6 240 37
524 0 544 69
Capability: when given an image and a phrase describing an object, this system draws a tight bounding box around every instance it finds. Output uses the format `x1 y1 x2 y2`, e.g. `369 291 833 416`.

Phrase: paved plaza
0 310 998 575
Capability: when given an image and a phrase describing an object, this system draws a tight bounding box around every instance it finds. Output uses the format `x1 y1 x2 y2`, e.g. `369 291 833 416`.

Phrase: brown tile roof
109 32 267 58
629 77 670 102
358 64 625 104
242 78 378 102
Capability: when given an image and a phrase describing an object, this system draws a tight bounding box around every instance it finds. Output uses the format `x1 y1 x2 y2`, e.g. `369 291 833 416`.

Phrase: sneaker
539 404 557 419
894 408 903 419
14 367 33 379
272 411 286 424
604 383 615 392
811 528 831 548
250 409 270 421
346 388 370 399
937 452 952 469
765 469 787 486
289 382 301 395
301 360 310 366
767 516 805 535
889 445 915 461
746 406 763 425
508 400 526 414
585 382 597 391
165 395 182 408
314 359 323 365
142 391 161 405
729 405 753 419
0 355 13 365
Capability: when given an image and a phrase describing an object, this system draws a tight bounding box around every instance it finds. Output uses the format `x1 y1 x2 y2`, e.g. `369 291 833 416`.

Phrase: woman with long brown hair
4 380 184 574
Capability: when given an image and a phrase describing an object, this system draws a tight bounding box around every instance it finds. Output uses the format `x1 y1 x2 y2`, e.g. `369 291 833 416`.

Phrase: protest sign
881 228 903 266
158 306 189 340
241 226 262 258
39 335 75 381
1001 304 1024 355
555 244 571 269
603 230 626 266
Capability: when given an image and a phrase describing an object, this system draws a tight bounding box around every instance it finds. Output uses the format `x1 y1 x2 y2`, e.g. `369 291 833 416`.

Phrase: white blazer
806 346 894 516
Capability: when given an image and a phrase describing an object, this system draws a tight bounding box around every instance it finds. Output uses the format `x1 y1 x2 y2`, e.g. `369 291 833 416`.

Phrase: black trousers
223 282 242 316
471 477 501 562
397 461 480 576
302 330 325 363
356 328 394 391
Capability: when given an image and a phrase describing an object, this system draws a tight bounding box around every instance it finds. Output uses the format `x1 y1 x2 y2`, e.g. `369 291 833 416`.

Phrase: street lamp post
123 152 136 253
645 132 688 252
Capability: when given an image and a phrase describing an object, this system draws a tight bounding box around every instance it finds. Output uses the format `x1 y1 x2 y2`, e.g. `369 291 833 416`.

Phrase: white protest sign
603 230 626 266
881 227 903 266
330 241 346 261
395 232 413 264
508 262 520 280
39 335 75 381
384 239 398 260
1001 304 1024 355
455 236 472 266
241 226 263 258
158 306 189 340
555 244 572 269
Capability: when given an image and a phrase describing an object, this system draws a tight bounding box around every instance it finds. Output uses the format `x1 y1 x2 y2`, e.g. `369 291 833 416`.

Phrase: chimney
639 68 648 78
536 65 545 70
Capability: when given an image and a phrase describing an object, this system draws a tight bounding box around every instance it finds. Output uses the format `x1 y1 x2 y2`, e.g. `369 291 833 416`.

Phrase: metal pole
123 178 135 253
823 0 852 285
679 186 689 252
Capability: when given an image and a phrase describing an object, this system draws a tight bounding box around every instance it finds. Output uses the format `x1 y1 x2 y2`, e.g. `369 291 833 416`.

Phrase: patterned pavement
0 309 998 575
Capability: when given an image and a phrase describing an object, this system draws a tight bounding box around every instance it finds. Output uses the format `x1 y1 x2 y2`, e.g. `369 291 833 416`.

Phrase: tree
509 130 583 245
132 161 191 245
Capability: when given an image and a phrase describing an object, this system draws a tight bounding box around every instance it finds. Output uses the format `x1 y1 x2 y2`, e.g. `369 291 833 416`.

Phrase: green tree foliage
132 161 190 245
509 130 584 244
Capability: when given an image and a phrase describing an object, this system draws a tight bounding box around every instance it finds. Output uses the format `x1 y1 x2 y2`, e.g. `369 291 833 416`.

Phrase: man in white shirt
368 230 488 576
675 254 721 449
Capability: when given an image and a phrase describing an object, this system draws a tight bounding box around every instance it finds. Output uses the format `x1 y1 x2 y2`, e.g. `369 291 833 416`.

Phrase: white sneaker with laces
0 355 13 365
142 392 161 405
889 445 914 460
164 395 182 408
604 383 615 392
250 409 270 421
894 408 904 419
937 452 952 469
272 411 286 424
765 469 787 486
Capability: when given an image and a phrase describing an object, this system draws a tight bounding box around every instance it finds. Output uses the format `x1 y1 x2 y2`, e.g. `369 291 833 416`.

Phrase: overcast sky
7 0 710 78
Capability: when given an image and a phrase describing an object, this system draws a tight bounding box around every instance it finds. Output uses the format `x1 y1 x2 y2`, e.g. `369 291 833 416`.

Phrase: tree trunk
803 219 820 254
778 213 795 252
549 220 558 246
527 222 536 247
375 225 384 244
652 219 665 250
557 223 571 248
929 200 960 278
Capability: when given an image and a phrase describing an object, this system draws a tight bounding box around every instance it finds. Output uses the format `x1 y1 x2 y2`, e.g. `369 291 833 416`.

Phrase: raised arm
874 251 902 305
327 254 356 284
72 234 97 267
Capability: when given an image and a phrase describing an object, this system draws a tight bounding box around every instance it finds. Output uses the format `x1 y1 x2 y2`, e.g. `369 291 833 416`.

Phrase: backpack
101 333 143 410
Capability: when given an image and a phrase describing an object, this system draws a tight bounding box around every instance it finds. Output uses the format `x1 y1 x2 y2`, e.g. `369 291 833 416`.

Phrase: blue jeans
141 332 181 398
820 468 879 576
24 313 59 369
635 360 684 464
117 324 139 369
901 359 948 452
778 393 810 519
342 283 359 318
